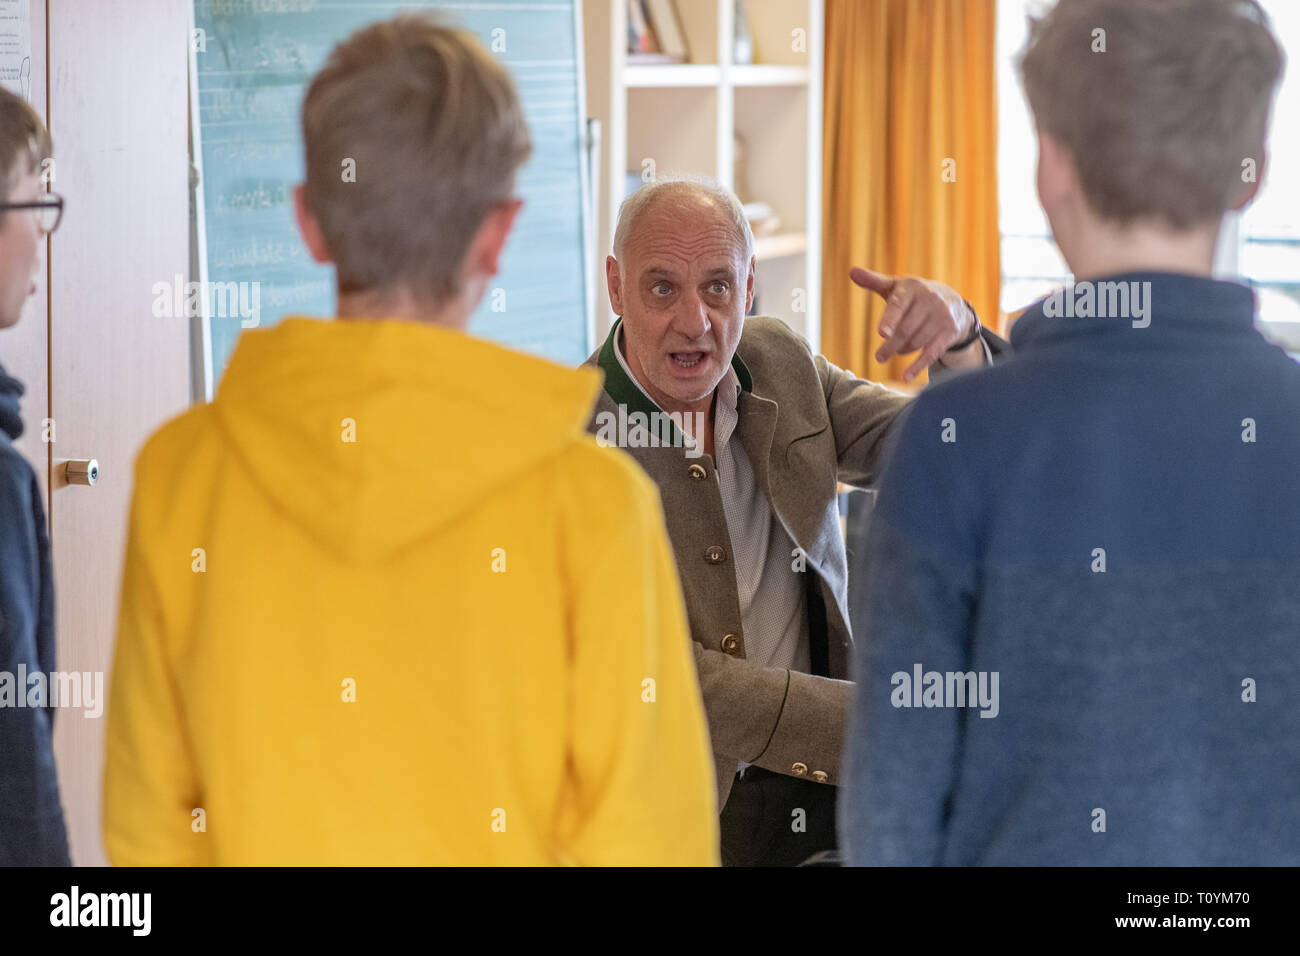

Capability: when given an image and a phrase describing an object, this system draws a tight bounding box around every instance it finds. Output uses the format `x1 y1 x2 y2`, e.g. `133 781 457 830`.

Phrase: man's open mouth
670 352 706 368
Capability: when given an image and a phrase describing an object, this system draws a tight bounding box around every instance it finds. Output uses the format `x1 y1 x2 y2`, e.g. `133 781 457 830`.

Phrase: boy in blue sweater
842 0 1297 865
0 85 70 865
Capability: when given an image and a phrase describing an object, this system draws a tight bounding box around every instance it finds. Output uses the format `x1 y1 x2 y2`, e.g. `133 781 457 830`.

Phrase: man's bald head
604 175 756 418
613 176 754 265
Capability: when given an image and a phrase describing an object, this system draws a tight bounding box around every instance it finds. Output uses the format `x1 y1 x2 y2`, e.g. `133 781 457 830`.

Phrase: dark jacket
0 361 70 865
843 272 1300 865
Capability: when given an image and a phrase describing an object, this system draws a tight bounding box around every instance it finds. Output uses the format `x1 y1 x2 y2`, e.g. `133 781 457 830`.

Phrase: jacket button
687 463 707 480
791 762 808 776
704 545 726 564
812 770 829 784
720 633 740 654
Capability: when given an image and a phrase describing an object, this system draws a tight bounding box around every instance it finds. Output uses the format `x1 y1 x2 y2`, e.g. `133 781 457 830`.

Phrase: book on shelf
626 0 655 54
643 0 690 60
627 0 688 64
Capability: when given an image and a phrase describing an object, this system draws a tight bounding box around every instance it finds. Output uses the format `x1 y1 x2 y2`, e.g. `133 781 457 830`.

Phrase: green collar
596 317 753 424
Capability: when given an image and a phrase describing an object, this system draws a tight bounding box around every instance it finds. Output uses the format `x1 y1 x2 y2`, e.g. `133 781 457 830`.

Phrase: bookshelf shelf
624 63 723 87
731 64 809 87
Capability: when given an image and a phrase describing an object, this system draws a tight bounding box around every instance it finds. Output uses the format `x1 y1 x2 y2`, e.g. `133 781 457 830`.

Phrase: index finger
850 267 896 300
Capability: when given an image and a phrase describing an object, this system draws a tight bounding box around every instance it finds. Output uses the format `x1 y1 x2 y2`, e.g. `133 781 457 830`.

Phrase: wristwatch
946 300 982 352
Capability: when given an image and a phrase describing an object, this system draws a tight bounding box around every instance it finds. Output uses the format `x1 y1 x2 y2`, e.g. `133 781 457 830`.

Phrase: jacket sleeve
0 453 71 866
691 644 854 783
839 397 977 865
813 317 1011 490
814 353 913 489
979 326 1012 360
557 461 719 866
938 306 1013 371
102 471 206 866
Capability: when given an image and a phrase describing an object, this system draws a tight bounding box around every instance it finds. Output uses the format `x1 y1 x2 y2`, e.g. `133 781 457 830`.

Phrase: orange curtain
821 0 1001 387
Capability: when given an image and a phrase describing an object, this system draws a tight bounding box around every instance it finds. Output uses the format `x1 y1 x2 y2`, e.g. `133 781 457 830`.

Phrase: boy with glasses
0 84 70 866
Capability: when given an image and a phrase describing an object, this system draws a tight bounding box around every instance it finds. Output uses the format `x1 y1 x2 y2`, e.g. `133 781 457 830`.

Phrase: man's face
0 165 44 330
608 195 754 414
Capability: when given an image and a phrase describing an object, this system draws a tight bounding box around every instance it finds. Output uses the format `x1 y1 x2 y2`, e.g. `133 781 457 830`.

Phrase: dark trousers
718 766 839 866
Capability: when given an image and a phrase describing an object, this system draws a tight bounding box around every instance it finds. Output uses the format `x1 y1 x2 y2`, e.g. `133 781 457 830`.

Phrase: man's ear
466 197 524 279
1232 145 1266 211
606 255 625 315
744 255 756 314
1035 129 1079 219
293 185 333 264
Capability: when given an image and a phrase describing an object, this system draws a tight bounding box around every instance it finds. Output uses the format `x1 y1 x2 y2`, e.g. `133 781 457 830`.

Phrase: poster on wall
0 0 30 99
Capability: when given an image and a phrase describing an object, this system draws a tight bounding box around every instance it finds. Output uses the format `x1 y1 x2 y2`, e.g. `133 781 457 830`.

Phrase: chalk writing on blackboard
191 0 592 386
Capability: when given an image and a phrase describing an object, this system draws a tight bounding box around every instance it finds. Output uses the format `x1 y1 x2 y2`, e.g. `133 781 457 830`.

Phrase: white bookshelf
583 0 825 352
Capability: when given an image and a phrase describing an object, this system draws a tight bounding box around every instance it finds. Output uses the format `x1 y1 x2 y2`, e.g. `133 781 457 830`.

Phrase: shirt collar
1010 271 1258 351
596 316 753 423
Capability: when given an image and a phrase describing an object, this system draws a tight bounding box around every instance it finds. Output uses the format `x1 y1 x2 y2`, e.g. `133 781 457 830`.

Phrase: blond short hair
302 15 531 304
0 85 51 203
1020 0 1283 230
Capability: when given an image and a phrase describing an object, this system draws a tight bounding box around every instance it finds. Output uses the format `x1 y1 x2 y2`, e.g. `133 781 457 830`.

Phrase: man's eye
651 282 672 296
708 281 729 295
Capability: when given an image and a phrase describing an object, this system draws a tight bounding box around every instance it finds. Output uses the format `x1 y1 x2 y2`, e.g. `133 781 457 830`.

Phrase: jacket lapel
736 391 777 506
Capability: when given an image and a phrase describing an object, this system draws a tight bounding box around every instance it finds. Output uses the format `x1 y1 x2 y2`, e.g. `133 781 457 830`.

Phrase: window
1239 0 1300 352
996 0 1300 355
996 0 1068 318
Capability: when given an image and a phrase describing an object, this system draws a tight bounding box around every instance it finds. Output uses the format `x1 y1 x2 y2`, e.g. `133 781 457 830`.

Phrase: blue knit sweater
0 361 70 865
841 272 1300 865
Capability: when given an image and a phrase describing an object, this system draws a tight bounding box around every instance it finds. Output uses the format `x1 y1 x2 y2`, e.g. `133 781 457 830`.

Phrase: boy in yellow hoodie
102 15 718 866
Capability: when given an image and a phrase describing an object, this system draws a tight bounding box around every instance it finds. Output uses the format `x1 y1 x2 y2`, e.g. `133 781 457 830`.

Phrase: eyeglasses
0 193 64 234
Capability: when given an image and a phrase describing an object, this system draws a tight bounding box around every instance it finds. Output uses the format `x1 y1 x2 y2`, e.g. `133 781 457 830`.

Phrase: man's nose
675 291 711 340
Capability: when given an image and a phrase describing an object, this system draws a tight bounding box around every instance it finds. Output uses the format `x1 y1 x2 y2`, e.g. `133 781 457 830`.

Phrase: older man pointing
585 176 1003 866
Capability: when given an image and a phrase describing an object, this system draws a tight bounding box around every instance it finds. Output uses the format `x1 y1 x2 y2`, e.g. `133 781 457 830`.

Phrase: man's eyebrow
639 264 737 281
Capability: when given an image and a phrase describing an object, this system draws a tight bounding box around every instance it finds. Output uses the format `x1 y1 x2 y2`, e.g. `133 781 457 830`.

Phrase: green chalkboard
191 0 592 394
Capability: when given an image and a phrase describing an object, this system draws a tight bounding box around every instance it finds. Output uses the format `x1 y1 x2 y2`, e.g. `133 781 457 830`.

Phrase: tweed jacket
584 315 923 810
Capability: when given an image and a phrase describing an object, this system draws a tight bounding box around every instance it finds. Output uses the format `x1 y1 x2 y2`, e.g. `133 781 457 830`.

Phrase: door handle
63 459 100 487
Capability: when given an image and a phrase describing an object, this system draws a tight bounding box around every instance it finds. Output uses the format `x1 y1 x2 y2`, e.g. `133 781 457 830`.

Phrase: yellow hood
213 316 602 563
